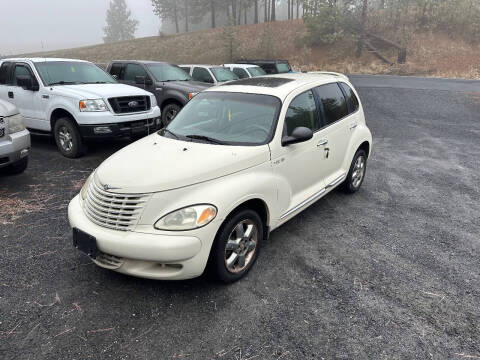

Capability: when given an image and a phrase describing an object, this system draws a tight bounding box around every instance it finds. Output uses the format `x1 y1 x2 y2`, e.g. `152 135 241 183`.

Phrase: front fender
160 90 188 108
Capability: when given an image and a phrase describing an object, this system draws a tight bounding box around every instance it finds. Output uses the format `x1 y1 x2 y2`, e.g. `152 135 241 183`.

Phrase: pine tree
103 0 139 43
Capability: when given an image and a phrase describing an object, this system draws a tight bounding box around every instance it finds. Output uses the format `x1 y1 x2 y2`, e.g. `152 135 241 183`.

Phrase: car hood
95 134 270 194
50 83 153 100
158 80 212 92
0 99 19 117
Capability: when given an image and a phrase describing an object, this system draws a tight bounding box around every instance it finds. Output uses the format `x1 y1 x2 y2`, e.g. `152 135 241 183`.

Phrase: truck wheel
54 118 84 158
210 209 263 283
161 103 181 128
342 149 367 193
5 156 28 174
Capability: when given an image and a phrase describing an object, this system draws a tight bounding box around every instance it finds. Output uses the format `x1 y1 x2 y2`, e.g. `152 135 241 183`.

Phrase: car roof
236 59 289 64
203 73 350 100
110 60 170 65
1 57 90 63
180 64 224 68
224 64 260 68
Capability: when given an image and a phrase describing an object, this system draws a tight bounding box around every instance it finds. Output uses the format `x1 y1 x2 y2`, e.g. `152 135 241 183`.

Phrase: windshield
163 92 281 145
147 63 192 82
35 61 116 86
247 67 267 77
276 63 291 73
211 67 239 82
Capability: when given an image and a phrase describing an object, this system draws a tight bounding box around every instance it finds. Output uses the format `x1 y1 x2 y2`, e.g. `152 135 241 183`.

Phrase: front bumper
77 106 162 139
68 195 213 280
0 129 31 168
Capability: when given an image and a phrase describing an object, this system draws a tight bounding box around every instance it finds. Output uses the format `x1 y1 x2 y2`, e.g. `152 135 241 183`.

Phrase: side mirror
282 126 313 146
17 75 39 91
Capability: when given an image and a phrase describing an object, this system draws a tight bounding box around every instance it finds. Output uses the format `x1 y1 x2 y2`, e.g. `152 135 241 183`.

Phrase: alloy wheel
224 219 258 274
58 126 73 152
351 155 366 188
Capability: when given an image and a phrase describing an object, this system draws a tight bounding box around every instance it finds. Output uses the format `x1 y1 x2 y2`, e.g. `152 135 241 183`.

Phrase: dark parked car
235 60 293 74
106 60 212 126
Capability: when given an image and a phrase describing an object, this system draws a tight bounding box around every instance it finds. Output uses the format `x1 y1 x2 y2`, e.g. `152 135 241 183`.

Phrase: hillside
27 19 480 79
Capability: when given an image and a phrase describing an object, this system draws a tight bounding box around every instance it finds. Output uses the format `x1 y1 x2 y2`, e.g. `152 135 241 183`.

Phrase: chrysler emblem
103 184 120 191
128 101 139 108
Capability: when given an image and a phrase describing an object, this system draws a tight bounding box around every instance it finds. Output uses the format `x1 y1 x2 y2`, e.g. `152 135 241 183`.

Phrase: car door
0 62 12 103
271 89 328 210
10 63 45 130
122 63 155 93
191 67 215 84
313 82 353 187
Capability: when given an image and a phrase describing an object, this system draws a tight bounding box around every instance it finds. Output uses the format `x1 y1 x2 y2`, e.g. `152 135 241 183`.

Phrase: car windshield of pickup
35 61 116 86
162 92 280 145
211 67 239 82
147 63 193 82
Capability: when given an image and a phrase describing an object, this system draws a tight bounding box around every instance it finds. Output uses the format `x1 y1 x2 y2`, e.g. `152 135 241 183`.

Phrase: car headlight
79 99 108 112
150 95 158 108
154 204 217 231
7 113 25 134
80 173 94 200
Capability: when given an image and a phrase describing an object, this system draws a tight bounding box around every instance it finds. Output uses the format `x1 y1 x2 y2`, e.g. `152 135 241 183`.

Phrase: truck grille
108 96 151 114
83 178 149 231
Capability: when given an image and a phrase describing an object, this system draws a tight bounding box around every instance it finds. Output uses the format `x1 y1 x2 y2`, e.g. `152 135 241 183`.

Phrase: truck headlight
8 113 25 134
150 95 158 108
79 99 108 112
154 204 217 231
80 173 94 200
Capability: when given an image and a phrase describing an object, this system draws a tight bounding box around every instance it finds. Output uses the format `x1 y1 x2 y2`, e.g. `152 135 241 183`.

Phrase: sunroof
222 77 294 88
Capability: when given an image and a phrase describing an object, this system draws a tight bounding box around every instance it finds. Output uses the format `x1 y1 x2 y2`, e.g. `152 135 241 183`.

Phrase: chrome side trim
280 188 326 220
326 173 347 189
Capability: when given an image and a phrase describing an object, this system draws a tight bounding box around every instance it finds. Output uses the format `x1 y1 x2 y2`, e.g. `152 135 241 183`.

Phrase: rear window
340 82 359 113
315 83 349 126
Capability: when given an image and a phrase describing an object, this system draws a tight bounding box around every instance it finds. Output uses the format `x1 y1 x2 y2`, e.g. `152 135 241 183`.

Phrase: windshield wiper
160 128 179 139
185 134 225 145
48 81 83 86
84 81 109 84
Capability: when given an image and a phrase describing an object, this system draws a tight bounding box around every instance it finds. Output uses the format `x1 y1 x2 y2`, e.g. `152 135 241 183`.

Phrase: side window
12 64 35 86
124 63 148 81
180 66 190 74
192 67 214 83
315 83 349 126
339 82 359 113
233 68 249 79
0 63 10 85
262 64 276 74
109 63 123 79
284 90 320 136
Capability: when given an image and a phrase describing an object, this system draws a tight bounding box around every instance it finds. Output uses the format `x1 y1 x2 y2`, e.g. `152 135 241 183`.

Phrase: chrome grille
83 179 149 231
108 96 151 114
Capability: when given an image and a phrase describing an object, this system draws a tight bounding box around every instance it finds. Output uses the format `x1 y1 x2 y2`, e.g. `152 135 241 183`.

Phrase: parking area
1 75 479 359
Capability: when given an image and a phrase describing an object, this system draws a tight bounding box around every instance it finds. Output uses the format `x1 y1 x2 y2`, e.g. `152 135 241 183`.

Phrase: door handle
317 139 328 147
349 123 358 130
8 91 14 99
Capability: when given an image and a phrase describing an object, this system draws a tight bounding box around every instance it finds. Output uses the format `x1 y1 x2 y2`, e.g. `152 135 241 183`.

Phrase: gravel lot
1 75 479 359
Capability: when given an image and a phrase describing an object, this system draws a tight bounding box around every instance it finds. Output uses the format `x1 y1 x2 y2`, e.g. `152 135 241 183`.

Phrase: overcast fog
0 0 160 55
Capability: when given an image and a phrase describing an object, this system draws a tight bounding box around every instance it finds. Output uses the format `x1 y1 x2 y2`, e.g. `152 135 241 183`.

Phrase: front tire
53 118 84 158
342 149 368 193
161 103 182 128
4 156 28 174
210 209 263 283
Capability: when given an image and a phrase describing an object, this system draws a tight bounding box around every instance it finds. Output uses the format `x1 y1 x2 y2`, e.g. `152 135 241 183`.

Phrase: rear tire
210 209 263 284
161 103 182 128
342 149 368 193
53 117 84 158
4 156 28 174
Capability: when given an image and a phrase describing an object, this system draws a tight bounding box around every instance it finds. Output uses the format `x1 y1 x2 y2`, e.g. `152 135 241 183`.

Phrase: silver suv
0 99 30 174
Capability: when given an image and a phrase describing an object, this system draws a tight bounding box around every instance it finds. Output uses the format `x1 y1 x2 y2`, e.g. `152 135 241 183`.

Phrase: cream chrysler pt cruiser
68 73 372 283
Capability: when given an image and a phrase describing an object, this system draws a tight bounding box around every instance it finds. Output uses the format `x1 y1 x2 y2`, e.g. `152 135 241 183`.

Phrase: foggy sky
0 0 160 55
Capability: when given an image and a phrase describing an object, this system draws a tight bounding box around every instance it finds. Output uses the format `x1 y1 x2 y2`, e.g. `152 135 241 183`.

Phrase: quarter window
233 68 249 79
0 63 10 85
192 67 214 83
315 83 348 126
124 63 148 82
339 82 359 113
284 90 320 136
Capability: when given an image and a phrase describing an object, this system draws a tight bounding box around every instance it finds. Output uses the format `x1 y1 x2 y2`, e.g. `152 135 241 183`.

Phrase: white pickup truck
0 58 161 158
